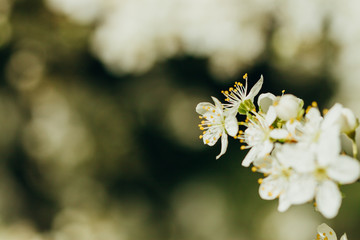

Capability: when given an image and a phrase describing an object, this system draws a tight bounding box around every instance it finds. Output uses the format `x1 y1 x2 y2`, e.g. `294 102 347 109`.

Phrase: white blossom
240 110 288 167
316 223 348 240
221 74 263 113
196 96 238 159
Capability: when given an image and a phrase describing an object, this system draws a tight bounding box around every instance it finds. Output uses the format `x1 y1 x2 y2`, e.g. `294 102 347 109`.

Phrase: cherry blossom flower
316 223 348 240
240 110 288 167
196 96 238 159
221 74 263 114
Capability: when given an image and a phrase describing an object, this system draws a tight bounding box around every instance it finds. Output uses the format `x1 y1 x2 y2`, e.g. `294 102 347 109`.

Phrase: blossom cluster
196 74 360 219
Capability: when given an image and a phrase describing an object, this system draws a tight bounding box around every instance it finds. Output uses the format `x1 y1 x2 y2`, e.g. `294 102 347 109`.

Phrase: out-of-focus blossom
316 223 348 240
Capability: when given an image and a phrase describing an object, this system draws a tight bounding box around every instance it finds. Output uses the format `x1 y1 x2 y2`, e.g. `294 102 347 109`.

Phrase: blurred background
0 0 359 239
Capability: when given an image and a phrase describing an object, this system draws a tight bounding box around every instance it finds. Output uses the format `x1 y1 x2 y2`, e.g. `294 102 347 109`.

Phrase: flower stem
352 140 358 159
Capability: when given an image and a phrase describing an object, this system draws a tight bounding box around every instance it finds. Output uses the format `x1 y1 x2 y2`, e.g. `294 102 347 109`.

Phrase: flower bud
273 94 303 121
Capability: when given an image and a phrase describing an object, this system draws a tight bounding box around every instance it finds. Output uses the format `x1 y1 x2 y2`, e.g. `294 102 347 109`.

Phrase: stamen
251 166 257 172
258 178 263 184
199 135 203 139
312 101 318 107
243 73 248 79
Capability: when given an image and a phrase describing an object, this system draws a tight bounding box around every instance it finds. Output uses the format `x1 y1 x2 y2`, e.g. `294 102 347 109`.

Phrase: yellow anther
306 105 312 114
282 90 285 94
243 73 248 79
212 109 216 113
258 178 263 184
201 120 205 124
202 106 206 109
323 108 328 115
251 166 257 172
314 202 317 207
213 137 216 140
199 116 203 119
239 130 243 134
268 192 272 197
240 139 244 143
324 237 328 240
239 121 245 125
225 91 229 95
240 145 247 150
205 139 210 144
200 127 204 130
199 135 203 139
290 118 294 124
234 136 237 139
312 101 318 107
210 115 214 119
229 87 233 91
217 113 221 116
203 131 206 134
329 232 333 235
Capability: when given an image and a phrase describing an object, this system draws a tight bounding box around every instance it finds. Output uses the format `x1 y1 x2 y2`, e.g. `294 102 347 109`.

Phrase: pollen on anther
268 192 272 197
205 139 210 144
258 178 263 184
251 166 257 172
243 73 248 79
312 101 318 107
323 108 328 115
240 145 246 150
199 135 203 139
199 116 203 119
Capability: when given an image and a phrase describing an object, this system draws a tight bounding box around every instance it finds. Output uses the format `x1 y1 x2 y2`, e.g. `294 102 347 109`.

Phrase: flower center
314 167 328 181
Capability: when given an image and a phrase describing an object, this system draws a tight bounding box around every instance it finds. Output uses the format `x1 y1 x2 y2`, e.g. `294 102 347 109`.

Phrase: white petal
224 111 238 137
216 133 228 159
211 96 223 111
317 223 337 240
247 75 263 101
203 128 222 146
328 155 360 184
270 129 289 140
258 92 276 113
286 174 316 204
196 102 215 115
316 128 341 166
278 193 291 212
259 176 285 200
242 146 259 167
316 180 342 219
306 107 322 122
275 144 315 172
322 103 343 130
340 233 348 240
265 106 277 126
